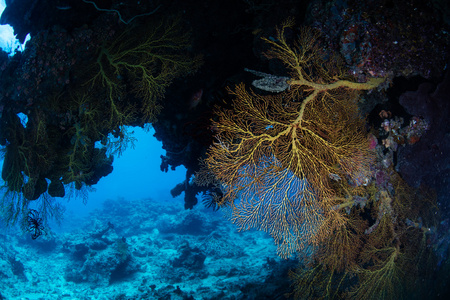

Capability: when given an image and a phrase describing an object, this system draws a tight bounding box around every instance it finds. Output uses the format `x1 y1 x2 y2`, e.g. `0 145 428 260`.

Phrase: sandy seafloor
0 196 294 300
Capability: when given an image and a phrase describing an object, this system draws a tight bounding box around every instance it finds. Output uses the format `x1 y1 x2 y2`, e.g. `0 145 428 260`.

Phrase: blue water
0 126 285 300
0 126 186 221
61 126 187 219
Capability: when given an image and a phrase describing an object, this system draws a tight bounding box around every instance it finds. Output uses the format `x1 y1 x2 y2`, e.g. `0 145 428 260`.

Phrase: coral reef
0 0 449 299
0 6 200 228
199 19 447 299
306 0 450 81
0 197 293 299
396 71 450 209
199 19 383 258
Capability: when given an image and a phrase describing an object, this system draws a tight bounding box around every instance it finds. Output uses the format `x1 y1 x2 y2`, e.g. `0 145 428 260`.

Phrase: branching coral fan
201 18 383 258
199 18 440 299
0 15 201 229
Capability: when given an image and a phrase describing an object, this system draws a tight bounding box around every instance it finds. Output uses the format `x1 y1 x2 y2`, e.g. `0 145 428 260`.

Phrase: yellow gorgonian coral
202 18 383 258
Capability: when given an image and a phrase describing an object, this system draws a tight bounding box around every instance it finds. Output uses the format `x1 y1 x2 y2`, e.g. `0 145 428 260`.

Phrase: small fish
329 173 342 181
189 89 203 109
56 6 72 10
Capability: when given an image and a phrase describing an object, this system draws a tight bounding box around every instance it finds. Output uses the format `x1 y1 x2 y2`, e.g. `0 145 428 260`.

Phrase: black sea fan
27 209 45 239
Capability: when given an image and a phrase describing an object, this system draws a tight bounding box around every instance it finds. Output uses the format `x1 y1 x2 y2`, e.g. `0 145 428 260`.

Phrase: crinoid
201 190 223 211
27 209 45 239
